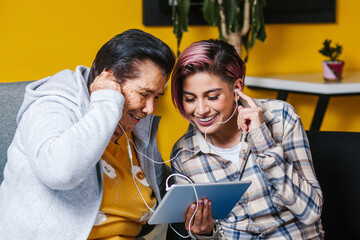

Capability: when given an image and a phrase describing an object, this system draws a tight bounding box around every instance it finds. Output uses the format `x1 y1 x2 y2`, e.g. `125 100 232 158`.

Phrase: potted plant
172 0 267 61
319 39 344 81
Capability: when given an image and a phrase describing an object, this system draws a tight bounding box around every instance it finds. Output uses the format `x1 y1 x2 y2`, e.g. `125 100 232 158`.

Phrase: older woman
169 39 324 239
0 29 175 240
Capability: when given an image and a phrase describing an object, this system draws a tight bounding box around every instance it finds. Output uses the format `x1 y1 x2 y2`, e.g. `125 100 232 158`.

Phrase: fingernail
191 204 196 209
204 199 208 205
199 200 203 205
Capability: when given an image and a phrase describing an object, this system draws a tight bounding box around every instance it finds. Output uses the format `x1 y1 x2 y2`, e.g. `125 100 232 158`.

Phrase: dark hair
171 39 246 117
88 29 175 87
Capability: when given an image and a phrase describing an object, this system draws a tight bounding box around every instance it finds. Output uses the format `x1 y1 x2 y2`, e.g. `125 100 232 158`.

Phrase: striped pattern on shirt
171 99 324 240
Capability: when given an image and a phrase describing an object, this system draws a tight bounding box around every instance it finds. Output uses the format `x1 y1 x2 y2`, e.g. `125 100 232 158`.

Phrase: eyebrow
140 87 164 96
183 88 223 96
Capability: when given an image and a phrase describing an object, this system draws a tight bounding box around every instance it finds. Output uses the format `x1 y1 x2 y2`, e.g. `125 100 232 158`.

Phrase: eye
139 93 148 98
208 95 219 101
184 98 195 103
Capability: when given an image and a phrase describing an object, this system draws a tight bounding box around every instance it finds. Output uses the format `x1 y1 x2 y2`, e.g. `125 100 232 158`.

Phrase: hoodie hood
17 66 91 124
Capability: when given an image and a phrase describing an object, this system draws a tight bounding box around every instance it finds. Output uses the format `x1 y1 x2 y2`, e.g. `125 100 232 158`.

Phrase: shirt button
255 218 260 223
228 216 235 222
242 149 246 153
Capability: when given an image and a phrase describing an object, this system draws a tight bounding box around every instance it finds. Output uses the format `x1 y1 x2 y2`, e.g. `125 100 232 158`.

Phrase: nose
142 98 156 115
196 99 210 116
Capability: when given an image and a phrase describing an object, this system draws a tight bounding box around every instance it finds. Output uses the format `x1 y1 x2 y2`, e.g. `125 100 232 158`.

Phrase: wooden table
246 72 360 130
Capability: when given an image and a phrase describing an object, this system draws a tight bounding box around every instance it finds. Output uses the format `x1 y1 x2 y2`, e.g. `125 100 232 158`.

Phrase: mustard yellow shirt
88 133 156 240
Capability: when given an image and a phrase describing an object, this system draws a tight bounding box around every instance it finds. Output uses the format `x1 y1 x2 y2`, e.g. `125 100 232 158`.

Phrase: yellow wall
1 0 359 159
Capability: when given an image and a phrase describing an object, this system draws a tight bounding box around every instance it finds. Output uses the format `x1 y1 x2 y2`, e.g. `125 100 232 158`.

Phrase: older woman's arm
21 89 124 190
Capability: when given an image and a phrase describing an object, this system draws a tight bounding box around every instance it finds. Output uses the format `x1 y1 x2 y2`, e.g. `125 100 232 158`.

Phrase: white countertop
245 72 360 95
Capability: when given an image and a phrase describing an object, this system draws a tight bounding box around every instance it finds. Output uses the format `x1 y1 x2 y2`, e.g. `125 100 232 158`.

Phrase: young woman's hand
236 91 264 133
185 198 214 236
90 70 121 93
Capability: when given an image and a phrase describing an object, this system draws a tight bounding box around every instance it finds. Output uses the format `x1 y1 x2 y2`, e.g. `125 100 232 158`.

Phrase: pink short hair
171 39 246 117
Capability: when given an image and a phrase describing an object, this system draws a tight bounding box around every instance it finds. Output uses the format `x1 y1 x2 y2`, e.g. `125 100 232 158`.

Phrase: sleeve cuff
247 122 276 155
193 223 220 239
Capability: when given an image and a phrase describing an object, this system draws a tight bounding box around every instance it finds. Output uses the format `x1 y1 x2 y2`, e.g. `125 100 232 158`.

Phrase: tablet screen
148 180 251 225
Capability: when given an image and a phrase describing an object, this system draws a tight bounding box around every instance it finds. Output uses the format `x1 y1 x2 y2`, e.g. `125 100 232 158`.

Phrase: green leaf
203 0 225 40
256 1 266 42
319 39 342 61
178 0 190 31
172 0 190 55
241 0 266 62
171 0 267 60
203 0 217 26
222 0 238 34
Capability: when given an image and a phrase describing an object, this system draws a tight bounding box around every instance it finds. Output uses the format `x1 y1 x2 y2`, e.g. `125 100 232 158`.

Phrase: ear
233 78 244 102
103 68 114 75
233 78 244 92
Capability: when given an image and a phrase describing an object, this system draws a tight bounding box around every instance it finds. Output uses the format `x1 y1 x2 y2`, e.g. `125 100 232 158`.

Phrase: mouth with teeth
195 113 219 126
129 112 143 123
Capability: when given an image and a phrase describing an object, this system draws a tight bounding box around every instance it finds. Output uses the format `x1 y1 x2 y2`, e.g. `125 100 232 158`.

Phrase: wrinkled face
182 72 235 134
119 60 167 132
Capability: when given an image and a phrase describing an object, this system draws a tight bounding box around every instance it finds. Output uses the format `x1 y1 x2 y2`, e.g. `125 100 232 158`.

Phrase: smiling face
119 60 167 132
182 72 236 135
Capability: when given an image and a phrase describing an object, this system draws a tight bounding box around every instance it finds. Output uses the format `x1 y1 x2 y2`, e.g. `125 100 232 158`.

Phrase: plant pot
322 60 345 81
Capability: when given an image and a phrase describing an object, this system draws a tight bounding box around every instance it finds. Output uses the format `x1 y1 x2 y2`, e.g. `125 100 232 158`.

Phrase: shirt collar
176 98 280 163
133 115 160 147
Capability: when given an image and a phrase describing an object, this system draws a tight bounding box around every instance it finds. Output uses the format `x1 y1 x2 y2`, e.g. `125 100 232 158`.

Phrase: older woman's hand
90 70 121 93
185 198 215 236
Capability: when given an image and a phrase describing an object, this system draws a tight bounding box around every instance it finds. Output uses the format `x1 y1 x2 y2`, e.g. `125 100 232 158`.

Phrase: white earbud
234 89 238 102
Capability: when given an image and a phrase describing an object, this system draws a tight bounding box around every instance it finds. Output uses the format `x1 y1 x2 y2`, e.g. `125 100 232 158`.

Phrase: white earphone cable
204 92 239 145
118 123 156 213
116 89 240 238
166 173 198 240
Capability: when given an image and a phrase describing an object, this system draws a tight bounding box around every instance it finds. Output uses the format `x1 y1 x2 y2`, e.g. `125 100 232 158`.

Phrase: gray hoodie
0 66 168 239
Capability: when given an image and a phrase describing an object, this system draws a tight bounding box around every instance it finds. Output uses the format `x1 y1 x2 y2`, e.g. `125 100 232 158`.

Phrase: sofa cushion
306 130 360 240
0 81 32 183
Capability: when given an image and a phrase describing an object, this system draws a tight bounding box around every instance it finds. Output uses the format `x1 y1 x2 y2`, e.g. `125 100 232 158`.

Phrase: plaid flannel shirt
171 99 324 240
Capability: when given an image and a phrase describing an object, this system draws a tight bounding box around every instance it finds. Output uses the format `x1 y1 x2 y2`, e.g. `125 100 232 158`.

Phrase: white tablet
148 180 251 225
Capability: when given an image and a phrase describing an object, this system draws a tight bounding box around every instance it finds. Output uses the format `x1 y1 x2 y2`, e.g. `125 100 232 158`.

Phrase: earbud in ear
234 89 238 102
